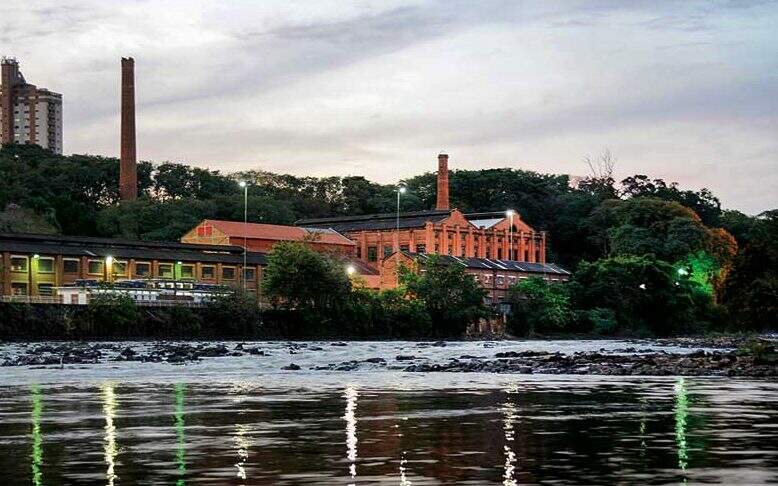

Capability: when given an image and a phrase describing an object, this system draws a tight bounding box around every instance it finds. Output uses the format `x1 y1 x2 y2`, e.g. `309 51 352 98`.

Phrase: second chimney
436 152 449 210
119 57 137 201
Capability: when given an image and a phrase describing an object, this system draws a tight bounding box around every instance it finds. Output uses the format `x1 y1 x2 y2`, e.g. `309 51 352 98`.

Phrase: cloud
1 0 776 214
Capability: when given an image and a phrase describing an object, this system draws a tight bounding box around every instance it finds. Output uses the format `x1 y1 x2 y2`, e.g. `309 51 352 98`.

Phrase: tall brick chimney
119 57 137 201
436 152 449 210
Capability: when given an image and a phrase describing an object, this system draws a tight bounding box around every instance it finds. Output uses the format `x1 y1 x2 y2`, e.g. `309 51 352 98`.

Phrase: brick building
0 57 62 153
297 153 547 270
181 219 356 255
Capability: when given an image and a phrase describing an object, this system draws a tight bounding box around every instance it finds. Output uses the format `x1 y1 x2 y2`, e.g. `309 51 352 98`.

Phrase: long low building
0 232 267 298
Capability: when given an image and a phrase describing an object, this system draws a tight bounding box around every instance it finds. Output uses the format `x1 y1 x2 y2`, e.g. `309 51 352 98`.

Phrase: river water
1 340 776 484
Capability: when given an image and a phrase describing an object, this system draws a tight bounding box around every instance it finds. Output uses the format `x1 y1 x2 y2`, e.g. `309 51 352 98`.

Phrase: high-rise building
0 57 63 154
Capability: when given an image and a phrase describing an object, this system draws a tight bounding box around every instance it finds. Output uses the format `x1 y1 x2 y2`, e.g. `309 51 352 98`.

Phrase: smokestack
120 57 137 201
436 152 449 210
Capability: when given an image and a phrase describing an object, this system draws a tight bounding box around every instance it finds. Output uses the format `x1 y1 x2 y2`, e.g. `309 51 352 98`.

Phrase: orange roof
203 220 355 246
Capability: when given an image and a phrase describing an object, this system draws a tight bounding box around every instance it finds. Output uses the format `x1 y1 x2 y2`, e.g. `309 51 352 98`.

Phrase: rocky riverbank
1 338 775 377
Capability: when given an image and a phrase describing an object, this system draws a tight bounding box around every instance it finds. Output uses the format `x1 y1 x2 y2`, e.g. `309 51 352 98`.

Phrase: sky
2 0 776 214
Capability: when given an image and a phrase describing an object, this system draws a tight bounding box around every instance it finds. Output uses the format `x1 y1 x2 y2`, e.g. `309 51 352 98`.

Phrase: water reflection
174 383 186 486
30 384 43 486
675 378 689 476
2 378 777 484
343 386 358 485
100 383 119 485
502 384 519 486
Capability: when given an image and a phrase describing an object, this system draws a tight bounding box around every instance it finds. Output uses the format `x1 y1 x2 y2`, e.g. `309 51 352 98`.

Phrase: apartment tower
0 57 63 153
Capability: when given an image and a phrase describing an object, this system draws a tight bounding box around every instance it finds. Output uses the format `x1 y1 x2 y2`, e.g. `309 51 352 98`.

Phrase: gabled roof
394 251 570 276
203 220 355 246
296 209 453 232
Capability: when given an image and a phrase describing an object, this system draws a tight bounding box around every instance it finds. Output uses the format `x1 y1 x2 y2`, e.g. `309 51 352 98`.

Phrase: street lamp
396 186 406 250
105 255 114 282
238 181 248 292
346 265 356 276
505 209 515 261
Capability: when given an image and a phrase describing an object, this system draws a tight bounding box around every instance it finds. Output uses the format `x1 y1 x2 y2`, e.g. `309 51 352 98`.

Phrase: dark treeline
1 143 775 336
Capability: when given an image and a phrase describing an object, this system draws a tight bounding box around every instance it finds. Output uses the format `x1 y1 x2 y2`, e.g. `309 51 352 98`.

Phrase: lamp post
505 209 515 261
238 181 248 292
396 186 406 251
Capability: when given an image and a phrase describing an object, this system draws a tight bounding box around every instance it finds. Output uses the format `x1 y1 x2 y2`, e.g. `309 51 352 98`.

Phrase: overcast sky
3 0 776 213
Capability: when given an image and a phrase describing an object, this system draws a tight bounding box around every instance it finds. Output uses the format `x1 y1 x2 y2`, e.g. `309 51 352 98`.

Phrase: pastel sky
2 0 776 213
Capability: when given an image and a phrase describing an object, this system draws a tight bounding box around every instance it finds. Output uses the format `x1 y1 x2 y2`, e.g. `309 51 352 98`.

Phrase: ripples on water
0 342 777 484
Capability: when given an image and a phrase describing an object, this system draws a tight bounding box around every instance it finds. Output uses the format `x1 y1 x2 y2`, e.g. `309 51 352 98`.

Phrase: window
496 275 505 285
383 245 393 258
113 261 128 276
88 259 104 275
37 257 54 273
10 256 27 272
367 246 377 262
244 268 256 282
37 284 54 296
135 262 151 277
63 258 79 274
400 245 409 252
509 276 517 286
497 248 503 260
356 247 361 259
158 263 174 279
201 266 215 279
11 282 28 295
180 264 195 279
197 225 213 237
415 244 426 254
222 266 236 280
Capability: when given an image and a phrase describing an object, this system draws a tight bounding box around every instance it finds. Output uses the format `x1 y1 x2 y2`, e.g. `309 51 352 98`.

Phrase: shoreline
2 336 775 377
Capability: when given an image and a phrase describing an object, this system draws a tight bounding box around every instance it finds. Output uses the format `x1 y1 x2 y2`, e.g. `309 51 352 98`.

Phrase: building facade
0 58 62 154
296 154 546 271
0 233 265 300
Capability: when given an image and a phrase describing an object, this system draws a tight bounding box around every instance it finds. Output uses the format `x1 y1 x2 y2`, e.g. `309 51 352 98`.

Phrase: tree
608 198 708 262
398 255 488 337
262 242 352 310
507 277 574 336
569 255 716 336
0 204 58 234
723 210 778 331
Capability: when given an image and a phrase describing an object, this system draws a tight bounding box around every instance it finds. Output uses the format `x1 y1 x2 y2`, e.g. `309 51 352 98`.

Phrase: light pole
238 181 248 292
505 209 515 261
396 186 406 251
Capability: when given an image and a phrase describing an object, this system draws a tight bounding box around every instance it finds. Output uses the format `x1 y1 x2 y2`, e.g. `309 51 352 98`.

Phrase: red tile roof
203 220 355 246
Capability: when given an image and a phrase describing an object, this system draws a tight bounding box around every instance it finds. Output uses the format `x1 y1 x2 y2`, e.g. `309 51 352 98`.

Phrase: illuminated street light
238 181 248 291
32 254 40 260
506 209 515 261
346 265 356 276
106 255 114 266
639 283 646 290
396 186 407 249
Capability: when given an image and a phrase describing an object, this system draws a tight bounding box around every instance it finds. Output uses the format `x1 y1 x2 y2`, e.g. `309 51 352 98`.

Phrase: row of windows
361 244 427 262
7 256 256 281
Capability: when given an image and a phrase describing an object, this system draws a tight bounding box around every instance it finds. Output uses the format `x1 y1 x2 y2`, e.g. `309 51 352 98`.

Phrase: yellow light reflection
30 384 43 486
502 384 519 486
101 382 119 486
674 378 689 474
174 383 186 486
399 450 411 486
235 423 249 481
343 386 358 485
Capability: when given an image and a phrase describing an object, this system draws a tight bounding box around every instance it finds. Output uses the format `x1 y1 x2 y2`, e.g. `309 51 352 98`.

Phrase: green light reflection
174 383 186 486
674 378 689 474
30 384 43 486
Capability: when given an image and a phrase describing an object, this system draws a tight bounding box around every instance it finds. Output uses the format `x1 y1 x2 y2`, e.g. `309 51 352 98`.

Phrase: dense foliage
1 142 774 336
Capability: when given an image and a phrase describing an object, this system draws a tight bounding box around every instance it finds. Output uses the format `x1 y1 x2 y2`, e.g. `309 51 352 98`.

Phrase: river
1 340 776 484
